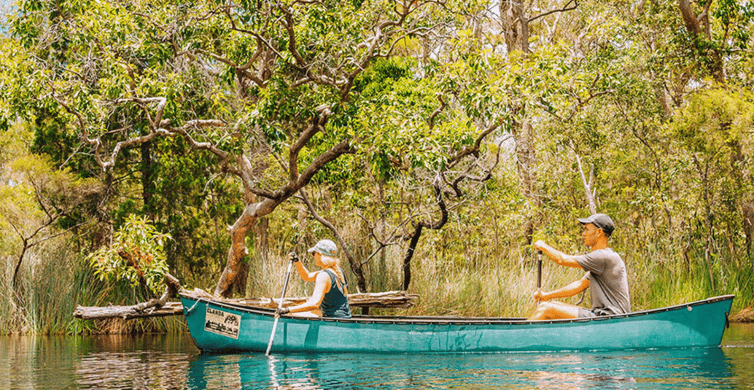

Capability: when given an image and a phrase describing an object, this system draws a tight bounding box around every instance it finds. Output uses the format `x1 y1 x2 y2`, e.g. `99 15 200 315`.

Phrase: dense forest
0 0 752 334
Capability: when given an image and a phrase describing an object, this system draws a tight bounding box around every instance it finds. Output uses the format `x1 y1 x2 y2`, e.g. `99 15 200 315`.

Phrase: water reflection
74 335 194 389
183 347 735 389
1 326 753 389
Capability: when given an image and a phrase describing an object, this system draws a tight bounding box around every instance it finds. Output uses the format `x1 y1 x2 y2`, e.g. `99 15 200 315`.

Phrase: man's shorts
577 307 613 318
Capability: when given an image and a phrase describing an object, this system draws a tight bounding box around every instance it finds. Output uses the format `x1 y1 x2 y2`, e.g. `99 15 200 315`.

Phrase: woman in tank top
276 239 352 318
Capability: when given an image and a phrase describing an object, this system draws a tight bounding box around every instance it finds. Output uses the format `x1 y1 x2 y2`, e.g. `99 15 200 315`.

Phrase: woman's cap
308 239 338 256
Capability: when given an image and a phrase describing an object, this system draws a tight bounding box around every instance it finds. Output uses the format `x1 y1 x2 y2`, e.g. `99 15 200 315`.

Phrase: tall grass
2 221 751 336
0 237 186 335
244 229 753 319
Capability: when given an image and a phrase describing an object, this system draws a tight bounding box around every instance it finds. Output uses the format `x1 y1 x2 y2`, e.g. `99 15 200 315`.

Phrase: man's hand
533 289 549 302
533 240 547 252
275 307 290 317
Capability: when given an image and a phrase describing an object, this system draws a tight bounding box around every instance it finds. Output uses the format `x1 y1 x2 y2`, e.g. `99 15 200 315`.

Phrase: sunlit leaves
670 87 754 157
0 148 102 254
89 214 171 294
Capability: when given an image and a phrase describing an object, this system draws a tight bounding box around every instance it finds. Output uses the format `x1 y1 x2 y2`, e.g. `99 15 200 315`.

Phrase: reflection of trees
76 350 192 389
1 334 195 389
74 335 192 389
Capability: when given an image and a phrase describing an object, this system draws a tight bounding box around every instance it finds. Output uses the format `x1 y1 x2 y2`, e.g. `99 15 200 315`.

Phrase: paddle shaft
537 251 543 289
265 258 295 356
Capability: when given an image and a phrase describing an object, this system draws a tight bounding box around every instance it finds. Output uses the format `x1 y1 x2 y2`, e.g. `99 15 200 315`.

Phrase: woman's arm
294 260 318 282
287 272 332 314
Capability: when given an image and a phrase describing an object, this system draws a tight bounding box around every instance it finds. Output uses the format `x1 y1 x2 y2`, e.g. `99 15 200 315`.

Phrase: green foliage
670 88 754 155
89 215 171 294
2 0 754 333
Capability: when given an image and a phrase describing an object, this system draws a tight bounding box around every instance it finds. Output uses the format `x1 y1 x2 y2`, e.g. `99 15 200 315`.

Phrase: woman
277 239 351 318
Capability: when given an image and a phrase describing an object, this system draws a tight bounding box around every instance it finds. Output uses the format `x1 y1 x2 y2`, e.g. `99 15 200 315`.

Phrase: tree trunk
74 290 419 320
500 0 530 53
256 216 269 261
575 151 597 215
215 198 282 297
402 182 447 290
512 120 540 244
743 200 754 256
402 224 423 291
140 140 155 220
678 0 724 82
215 137 355 298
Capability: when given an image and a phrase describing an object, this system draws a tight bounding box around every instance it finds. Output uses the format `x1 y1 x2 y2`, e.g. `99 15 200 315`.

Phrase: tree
8 0 464 297
669 87 754 279
0 151 101 318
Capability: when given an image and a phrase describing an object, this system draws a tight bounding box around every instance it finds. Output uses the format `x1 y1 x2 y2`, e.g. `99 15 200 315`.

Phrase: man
528 213 630 320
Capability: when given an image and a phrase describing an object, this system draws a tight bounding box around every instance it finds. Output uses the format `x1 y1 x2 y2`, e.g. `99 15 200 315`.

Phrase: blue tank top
320 269 351 318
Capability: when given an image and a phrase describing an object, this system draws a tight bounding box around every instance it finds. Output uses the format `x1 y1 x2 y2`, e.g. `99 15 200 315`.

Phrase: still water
1 323 753 389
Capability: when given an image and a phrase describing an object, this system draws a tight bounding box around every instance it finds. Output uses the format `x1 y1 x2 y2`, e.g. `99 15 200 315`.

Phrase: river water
1 323 753 389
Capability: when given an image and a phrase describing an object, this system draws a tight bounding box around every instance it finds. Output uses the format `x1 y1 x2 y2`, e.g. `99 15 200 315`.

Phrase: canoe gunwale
179 293 734 326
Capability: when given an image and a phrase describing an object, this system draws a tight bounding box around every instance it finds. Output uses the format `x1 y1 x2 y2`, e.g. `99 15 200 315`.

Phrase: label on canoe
204 307 241 339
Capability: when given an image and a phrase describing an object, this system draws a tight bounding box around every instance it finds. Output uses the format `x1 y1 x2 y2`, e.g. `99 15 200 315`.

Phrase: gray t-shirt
574 248 631 315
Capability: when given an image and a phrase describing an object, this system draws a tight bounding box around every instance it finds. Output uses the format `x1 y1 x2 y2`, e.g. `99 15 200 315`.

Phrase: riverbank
3 239 753 335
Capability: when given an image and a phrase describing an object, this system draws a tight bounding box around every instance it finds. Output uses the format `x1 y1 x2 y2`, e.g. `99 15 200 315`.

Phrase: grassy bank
250 236 753 320
0 238 185 336
1 229 751 335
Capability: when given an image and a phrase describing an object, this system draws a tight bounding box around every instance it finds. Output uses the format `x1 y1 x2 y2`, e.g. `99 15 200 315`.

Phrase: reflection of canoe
186 347 734 388
180 293 734 353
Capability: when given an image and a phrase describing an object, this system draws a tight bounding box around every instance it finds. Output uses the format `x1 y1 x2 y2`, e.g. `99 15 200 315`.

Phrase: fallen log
74 302 185 320
731 307 754 322
74 289 419 320
74 273 182 320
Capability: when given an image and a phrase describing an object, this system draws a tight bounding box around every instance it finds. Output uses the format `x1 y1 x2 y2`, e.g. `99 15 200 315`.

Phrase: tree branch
529 0 578 23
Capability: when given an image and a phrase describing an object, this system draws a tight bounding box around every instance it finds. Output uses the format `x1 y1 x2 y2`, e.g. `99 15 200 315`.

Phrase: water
1 323 753 389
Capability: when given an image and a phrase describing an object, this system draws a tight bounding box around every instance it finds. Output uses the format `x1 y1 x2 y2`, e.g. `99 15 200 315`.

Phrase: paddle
265 252 297 356
535 250 543 307
537 250 543 290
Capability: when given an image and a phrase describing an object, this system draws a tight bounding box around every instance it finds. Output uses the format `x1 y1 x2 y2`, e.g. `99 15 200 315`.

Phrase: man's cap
578 213 615 236
308 239 338 257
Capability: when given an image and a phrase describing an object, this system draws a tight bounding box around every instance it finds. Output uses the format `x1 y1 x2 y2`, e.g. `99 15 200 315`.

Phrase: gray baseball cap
578 213 615 236
308 239 338 257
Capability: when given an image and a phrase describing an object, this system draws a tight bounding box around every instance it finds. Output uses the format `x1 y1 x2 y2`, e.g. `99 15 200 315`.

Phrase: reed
0 238 185 335
242 230 752 320
2 222 751 335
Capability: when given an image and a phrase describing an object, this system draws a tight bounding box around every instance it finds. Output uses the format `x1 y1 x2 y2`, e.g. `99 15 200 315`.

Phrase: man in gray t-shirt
528 213 631 320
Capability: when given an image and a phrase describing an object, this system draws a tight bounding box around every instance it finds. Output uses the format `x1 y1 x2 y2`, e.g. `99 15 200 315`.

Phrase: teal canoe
180 293 734 354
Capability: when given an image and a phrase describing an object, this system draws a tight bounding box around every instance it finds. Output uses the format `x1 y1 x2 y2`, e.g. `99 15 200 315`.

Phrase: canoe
180 293 734 353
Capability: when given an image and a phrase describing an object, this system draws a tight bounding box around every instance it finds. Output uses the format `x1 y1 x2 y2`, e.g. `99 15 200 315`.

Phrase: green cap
308 239 338 257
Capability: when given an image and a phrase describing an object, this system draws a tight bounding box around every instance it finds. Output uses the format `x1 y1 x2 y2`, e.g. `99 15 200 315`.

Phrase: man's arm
533 240 583 269
535 274 590 301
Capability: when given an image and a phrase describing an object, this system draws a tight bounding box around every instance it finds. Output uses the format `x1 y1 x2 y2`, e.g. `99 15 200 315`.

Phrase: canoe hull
180 294 734 353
